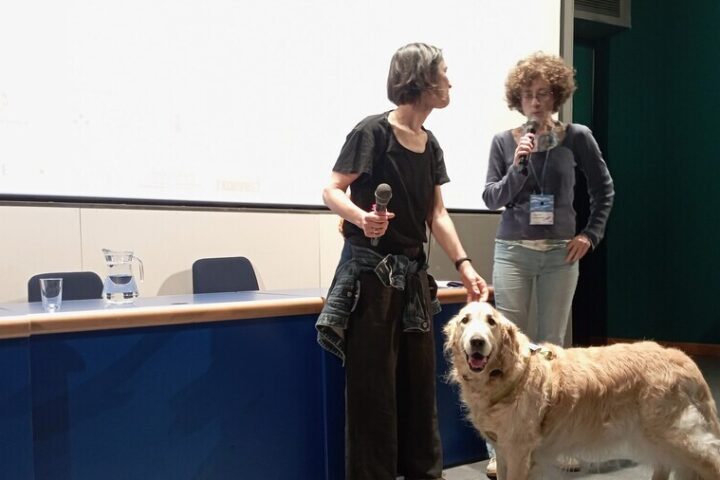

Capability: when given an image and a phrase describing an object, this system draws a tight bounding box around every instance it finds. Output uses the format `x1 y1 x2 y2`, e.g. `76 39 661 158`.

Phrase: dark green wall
571 44 611 345
572 44 594 127
580 0 720 343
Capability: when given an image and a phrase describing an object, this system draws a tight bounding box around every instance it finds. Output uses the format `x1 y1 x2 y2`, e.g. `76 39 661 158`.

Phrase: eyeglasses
521 89 553 101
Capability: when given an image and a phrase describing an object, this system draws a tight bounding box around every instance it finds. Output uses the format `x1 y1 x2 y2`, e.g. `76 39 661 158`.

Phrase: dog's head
443 302 526 383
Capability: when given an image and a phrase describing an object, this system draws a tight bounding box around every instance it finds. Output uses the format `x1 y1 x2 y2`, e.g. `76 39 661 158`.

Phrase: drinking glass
40 277 63 312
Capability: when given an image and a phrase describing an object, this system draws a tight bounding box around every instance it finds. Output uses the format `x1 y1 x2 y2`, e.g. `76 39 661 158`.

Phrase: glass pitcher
102 248 144 304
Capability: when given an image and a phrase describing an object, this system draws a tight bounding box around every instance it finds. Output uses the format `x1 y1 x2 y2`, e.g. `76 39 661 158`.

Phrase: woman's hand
458 262 489 302
360 210 395 239
513 133 536 167
566 234 592 263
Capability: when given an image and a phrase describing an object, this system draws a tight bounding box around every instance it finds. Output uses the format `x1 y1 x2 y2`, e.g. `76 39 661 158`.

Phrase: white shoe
485 456 497 478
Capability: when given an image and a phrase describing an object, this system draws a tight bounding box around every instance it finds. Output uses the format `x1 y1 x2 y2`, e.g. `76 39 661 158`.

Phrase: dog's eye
461 314 470 324
487 315 496 326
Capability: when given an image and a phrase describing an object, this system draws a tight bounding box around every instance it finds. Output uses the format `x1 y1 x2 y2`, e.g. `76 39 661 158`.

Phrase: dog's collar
487 367 525 406
529 342 555 360
487 353 532 406
487 344 553 405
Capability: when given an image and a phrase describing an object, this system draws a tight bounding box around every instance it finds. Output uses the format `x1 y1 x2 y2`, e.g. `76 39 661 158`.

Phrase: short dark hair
387 43 444 106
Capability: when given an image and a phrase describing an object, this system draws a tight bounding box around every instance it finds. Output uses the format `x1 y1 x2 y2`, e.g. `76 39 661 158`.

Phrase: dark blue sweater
482 123 614 248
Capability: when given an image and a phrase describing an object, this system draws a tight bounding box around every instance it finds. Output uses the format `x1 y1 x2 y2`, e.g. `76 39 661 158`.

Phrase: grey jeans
492 241 579 346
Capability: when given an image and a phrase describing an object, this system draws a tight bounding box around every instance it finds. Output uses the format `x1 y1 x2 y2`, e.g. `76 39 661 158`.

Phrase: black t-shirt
332 111 450 253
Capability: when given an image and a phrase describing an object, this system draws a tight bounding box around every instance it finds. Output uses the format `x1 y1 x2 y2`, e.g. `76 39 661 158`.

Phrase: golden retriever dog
443 302 720 480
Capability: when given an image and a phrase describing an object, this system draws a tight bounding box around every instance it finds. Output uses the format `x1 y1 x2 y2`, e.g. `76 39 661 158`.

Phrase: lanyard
527 149 551 195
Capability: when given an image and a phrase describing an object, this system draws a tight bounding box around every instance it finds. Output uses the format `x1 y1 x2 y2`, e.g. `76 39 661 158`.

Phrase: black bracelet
454 257 472 271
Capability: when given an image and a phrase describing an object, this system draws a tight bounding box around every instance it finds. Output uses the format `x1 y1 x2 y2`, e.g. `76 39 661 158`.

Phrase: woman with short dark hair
386 43 445 105
316 42 488 480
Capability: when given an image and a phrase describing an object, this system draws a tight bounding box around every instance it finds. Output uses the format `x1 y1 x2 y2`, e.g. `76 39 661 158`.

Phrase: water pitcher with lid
102 248 144 304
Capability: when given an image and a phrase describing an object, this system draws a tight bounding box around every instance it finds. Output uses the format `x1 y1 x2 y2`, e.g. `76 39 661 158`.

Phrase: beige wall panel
0 206 82 303
318 212 344 291
428 213 500 283
80 208 322 297
0 205 499 305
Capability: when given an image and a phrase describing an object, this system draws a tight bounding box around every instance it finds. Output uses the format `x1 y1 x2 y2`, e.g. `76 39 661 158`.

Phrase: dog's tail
701 391 720 438
670 349 720 439
692 372 720 438
690 374 720 477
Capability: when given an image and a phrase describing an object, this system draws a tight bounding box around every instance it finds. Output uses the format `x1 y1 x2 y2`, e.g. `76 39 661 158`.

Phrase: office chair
192 256 259 294
28 271 104 302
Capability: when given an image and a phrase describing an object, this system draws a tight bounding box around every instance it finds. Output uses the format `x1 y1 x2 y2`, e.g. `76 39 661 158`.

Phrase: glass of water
40 277 63 312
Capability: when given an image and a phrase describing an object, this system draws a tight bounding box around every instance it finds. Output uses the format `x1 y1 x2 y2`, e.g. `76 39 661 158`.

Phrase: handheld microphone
518 118 539 169
371 183 392 247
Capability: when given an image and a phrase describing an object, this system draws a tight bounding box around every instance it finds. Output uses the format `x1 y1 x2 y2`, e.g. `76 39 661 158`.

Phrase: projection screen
0 0 562 209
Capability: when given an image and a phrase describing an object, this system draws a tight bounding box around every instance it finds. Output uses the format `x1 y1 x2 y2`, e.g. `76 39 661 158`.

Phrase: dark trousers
345 272 443 480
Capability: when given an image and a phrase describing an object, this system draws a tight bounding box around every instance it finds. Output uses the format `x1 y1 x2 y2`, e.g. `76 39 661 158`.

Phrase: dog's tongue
470 354 488 370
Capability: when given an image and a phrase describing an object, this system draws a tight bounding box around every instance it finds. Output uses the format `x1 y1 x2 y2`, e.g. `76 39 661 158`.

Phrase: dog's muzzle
466 337 490 372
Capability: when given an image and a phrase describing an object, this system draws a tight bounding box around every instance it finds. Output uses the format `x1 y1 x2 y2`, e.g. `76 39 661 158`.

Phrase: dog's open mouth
466 352 490 372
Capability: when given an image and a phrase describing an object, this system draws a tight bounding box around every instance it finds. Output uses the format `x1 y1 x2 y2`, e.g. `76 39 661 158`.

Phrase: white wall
0 205 500 304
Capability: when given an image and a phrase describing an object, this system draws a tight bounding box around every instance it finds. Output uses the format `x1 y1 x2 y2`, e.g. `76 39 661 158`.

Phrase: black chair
28 271 104 302
192 256 259 294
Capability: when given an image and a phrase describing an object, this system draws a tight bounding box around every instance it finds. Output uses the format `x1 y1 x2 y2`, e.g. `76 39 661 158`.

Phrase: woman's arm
575 126 615 248
482 133 531 210
322 172 394 239
565 126 614 263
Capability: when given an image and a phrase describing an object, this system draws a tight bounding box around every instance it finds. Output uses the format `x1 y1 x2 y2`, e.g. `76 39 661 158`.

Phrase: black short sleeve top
333 111 450 252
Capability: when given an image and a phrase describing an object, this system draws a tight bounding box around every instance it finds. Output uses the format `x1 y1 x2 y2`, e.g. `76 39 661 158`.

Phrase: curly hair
387 43 444 106
504 51 576 113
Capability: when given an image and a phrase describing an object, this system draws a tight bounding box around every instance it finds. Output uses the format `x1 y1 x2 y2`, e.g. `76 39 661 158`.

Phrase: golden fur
443 302 720 480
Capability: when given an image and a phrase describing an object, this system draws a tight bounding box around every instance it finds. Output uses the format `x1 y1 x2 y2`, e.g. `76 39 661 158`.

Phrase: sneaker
556 455 582 472
485 456 497 478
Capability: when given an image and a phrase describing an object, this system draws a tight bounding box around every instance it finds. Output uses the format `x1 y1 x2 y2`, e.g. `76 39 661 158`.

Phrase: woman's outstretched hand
459 262 489 302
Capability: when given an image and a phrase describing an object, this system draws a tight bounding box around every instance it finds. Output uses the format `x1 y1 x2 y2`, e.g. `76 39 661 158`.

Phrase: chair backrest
28 271 104 302
192 256 259 294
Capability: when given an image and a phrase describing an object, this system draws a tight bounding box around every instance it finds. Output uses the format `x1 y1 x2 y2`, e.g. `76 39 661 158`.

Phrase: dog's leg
495 450 534 480
672 467 703 480
658 441 720 480
650 466 670 480
500 450 532 480
495 451 508 480
650 421 720 480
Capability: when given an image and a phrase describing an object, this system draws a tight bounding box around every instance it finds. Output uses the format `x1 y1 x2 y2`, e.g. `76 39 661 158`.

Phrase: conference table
0 288 487 480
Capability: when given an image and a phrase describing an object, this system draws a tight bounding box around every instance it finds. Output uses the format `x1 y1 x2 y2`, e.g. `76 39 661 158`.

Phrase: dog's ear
499 313 519 350
442 311 462 356
491 306 517 337
442 310 466 384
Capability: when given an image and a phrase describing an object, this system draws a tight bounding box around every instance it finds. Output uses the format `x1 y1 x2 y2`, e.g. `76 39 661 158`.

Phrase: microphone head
374 183 393 204
524 118 539 134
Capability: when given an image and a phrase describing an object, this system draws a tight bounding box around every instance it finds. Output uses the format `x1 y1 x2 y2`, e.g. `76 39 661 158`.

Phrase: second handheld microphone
519 118 539 169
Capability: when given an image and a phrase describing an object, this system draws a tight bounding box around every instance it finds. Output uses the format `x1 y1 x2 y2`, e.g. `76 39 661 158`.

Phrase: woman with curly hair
481 51 614 476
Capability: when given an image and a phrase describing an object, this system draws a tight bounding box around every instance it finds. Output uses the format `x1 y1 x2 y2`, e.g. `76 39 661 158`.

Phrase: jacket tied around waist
315 244 441 364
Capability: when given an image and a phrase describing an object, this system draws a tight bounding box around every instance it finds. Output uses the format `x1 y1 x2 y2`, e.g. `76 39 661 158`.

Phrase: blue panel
30 315 326 480
11 301 478 479
0 337 34 480
434 304 488 467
